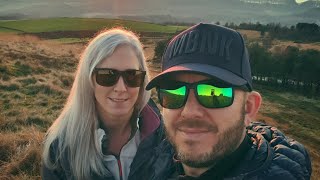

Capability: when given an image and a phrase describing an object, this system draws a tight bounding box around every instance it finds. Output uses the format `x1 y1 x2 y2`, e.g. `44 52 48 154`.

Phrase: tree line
248 43 320 97
230 22 320 43
165 21 320 43
154 22 320 97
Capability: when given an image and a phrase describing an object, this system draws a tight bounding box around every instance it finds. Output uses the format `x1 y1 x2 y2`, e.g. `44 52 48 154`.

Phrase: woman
42 28 164 180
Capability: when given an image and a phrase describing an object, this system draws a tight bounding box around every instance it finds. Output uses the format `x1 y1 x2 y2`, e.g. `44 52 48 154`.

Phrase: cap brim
146 63 247 90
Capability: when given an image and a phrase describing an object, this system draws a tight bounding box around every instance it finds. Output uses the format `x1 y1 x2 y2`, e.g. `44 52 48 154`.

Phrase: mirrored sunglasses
157 80 234 109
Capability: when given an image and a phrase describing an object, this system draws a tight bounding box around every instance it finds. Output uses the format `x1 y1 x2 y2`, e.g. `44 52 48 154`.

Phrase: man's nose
180 90 205 119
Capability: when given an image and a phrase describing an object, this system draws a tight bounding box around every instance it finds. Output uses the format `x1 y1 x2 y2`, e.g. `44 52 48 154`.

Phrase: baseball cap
146 23 252 91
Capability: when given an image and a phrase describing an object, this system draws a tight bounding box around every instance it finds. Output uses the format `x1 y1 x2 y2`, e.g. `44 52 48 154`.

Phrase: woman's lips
109 97 128 102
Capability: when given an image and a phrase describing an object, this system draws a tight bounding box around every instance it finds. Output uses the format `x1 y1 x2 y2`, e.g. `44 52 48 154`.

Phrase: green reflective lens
197 84 233 108
159 86 187 109
157 80 234 109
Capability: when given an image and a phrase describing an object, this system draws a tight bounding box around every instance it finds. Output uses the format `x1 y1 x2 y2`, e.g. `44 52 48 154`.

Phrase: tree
247 43 272 81
154 39 170 61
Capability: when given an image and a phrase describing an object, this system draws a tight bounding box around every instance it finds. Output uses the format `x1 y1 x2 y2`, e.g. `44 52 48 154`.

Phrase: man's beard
165 105 246 168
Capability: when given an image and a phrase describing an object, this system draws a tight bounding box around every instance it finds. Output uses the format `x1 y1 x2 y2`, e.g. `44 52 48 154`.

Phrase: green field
255 84 320 149
0 18 186 33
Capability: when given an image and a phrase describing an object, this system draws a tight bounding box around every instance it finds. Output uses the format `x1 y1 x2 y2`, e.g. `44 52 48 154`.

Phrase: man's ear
244 91 262 126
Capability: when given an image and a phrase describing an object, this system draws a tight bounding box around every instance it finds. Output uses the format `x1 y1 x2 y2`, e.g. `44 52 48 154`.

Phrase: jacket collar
138 103 161 140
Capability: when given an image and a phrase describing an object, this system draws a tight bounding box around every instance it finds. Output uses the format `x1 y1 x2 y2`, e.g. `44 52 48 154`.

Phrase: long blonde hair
42 28 151 179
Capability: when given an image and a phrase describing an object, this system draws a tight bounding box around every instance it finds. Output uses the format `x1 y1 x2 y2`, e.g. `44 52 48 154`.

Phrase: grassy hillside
0 18 186 34
0 19 319 179
0 34 81 179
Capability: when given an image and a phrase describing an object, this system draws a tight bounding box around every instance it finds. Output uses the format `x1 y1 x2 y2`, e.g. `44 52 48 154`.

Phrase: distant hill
0 0 319 25
296 7 320 19
0 13 27 20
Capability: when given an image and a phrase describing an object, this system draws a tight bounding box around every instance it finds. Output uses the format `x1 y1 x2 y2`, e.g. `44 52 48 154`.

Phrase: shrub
154 39 170 61
0 135 15 166
5 111 20 117
25 116 50 129
0 65 8 73
18 78 37 86
22 85 62 96
60 75 73 88
12 62 32 76
2 74 10 81
0 118 20 132
0 84 20 91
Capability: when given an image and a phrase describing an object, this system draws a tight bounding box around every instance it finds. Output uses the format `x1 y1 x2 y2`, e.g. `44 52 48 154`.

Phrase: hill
0 18 186 34
0 0 319 25
0 19 319 179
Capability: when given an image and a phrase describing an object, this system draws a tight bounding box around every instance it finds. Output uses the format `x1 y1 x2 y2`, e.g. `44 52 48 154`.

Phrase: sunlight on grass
53 37 89 44
0 26 319 179
0 18 186 34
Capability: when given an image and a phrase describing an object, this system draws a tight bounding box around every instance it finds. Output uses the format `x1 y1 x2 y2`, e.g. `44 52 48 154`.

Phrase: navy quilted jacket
136 122 312 180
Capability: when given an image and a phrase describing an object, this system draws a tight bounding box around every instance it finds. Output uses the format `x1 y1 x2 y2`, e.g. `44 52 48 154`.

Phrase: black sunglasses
157 80 234 109
94 68 146 87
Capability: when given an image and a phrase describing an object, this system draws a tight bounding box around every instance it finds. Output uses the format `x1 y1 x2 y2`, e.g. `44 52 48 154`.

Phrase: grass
0 32 80 179
0 18 186 34
0 20 319 179
273 39 320 51
0 27 21 33
256 85 320 140
238 30 261 41
0 84 19 91
17 78 37 86
254 84 320 179
0 128 43 179
54 37 90 44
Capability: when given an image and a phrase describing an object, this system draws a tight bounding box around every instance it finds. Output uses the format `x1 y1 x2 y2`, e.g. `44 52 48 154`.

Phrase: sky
296 0 310 3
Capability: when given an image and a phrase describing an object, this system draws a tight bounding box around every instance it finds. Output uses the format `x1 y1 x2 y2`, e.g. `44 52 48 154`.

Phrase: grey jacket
41 99 165 180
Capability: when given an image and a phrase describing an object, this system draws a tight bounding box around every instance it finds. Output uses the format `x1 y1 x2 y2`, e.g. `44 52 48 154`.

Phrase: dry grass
0 127 44 179
238 30 320 53
238 30 262 41
255 85 320 180
0 34 75 179
0 32 319 180
271 40 320 51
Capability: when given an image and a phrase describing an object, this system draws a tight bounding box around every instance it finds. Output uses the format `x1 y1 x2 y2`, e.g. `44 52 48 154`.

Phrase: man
145 23 312 179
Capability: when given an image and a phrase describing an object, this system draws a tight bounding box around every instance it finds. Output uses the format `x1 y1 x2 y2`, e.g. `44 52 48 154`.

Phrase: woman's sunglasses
157 80 234 109
94 68 146 87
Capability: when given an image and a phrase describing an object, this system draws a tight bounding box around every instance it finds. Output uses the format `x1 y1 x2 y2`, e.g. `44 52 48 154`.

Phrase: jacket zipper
117 159 123 180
